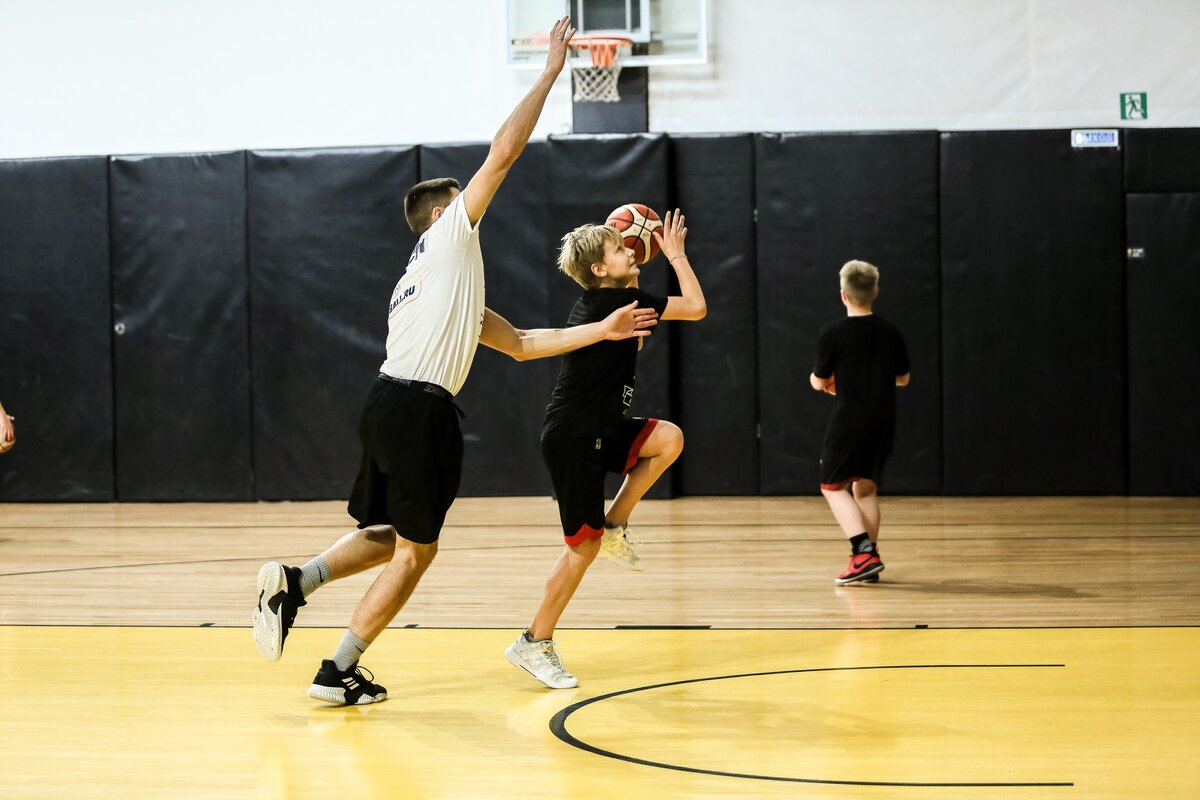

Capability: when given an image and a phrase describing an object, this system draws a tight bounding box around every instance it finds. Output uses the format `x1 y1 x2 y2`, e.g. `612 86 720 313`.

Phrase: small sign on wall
1121 92 1148 120
1072 129 1119 148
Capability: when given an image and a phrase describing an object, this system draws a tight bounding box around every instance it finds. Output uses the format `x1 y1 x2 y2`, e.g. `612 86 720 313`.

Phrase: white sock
332 631 370 671
299 556 331 599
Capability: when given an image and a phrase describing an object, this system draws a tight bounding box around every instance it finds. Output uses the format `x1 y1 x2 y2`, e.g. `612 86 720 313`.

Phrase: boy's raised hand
653 209 688 262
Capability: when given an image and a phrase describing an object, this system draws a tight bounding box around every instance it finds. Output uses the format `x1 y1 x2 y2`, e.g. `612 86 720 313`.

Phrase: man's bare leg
317 525 398 580
347 537 438 643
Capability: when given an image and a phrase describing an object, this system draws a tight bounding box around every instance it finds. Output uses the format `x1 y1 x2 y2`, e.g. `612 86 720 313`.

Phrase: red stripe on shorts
564 522 604 547
820 477 862 491
624 418 659 474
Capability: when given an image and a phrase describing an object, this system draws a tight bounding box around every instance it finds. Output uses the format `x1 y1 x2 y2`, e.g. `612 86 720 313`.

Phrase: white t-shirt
380 194 485 396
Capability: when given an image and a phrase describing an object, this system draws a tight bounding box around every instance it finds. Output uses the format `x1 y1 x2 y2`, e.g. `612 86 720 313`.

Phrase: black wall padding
0 157 113 500
248 147 419 500
940 130 1126 494
546 134 674 498
670 134 759 494
1125 193 1200 495
419 142 555 496
109 152 253 500
756 132 942 495
1125 128 1200 193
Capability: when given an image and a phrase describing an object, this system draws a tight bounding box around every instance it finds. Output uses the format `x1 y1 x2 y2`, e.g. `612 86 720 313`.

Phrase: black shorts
541 417 658 545
347 375 463 544
819 442 889 490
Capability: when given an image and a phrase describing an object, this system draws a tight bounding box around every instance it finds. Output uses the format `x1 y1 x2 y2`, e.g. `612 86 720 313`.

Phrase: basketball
605 203 663 265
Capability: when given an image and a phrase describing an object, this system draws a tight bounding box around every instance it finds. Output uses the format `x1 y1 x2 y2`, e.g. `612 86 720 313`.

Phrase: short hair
404 177 461 234
840 259 880 306
558 224 623 289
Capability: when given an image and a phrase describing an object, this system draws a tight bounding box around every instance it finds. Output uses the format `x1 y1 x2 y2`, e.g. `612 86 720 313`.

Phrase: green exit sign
1121 93 1148 120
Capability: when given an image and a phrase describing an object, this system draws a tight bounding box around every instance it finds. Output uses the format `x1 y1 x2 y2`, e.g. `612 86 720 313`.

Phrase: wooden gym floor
1 496 1198 799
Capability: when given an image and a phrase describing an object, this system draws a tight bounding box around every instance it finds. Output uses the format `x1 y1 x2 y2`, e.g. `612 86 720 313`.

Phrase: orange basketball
605 203 663 265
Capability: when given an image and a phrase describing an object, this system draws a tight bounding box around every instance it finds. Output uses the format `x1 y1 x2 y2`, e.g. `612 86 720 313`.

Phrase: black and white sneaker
308 660 388 705
253 561 306 662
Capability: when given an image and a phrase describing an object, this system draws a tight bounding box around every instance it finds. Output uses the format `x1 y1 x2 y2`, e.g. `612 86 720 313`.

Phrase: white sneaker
600 524 646 571
505 632 579 689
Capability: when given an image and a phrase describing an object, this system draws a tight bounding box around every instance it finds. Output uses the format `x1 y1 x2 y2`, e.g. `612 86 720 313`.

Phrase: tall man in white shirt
251 17 659 705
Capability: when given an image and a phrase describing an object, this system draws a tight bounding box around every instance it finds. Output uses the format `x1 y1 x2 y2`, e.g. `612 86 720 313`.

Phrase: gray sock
299 556 331 599
332 630 371 672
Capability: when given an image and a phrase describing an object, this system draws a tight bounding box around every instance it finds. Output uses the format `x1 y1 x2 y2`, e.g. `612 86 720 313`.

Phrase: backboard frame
507 0 708 69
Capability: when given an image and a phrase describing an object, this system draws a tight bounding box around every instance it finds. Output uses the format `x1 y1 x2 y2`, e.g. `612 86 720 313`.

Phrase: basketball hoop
569 36 634 103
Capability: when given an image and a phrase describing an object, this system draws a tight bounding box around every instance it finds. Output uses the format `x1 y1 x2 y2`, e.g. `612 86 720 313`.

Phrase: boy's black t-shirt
812 314 911 455
541 287 669 440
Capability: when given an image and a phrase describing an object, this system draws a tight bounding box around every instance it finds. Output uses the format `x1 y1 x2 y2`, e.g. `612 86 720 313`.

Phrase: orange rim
570 36 633 68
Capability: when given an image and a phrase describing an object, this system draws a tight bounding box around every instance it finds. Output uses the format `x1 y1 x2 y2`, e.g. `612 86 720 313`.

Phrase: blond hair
839 260 880 306
558 224 623 289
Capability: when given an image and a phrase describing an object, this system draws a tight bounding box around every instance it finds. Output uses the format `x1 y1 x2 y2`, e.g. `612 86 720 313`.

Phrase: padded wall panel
420 142 554 496
1125 128 1200 193
546 134 674 497
941 130 1125 494
110 152 253 500
670 134 759 494
248 147 419 500
0 157 113 500
757 132 942 495
1126 193 1200 495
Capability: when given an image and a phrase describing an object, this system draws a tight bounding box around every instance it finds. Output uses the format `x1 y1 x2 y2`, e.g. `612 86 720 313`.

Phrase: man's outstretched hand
603 301 659 340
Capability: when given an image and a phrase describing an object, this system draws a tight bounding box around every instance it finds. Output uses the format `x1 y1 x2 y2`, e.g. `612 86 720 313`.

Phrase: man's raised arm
461 16 574 225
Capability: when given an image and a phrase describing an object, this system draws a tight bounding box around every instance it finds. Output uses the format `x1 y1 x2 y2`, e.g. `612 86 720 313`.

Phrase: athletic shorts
819 442 889 491
347 375 463 544
541 417 658 546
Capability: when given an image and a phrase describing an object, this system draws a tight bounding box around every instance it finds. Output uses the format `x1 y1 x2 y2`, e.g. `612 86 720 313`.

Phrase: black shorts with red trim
347 375 464 545
541 417 658 546
819 443 889 491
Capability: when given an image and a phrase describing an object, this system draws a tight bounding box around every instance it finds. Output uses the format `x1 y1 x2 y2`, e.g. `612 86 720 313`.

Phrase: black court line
550 664 1072 788
3 520 1198 532
7 623 1200 633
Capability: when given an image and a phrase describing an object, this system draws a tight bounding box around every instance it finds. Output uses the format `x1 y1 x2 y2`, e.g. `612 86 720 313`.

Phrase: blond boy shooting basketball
505 209 706 689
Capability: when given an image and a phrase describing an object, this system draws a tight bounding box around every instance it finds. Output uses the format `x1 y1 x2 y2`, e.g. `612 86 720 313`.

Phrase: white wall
652 0 1200 132
2 0 1198 159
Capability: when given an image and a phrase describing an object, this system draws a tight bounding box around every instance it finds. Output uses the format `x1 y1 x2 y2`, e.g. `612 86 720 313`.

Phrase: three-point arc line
550 663 1072 788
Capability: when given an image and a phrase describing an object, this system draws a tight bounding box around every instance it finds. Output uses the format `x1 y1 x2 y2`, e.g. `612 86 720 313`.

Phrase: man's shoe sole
253 561 287 662
307 684 387 706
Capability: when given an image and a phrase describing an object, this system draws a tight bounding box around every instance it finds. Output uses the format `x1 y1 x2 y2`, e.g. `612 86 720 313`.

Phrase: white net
570 38 631 103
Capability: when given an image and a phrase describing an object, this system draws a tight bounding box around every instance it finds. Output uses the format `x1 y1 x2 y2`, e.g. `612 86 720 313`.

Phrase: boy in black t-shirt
506 210 706 689
810 260 911 585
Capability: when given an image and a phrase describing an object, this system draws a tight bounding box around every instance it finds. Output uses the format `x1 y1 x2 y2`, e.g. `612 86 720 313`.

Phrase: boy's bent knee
655 421 685 457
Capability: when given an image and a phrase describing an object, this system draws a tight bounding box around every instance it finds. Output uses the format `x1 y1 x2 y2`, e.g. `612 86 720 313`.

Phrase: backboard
507 0 708 68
